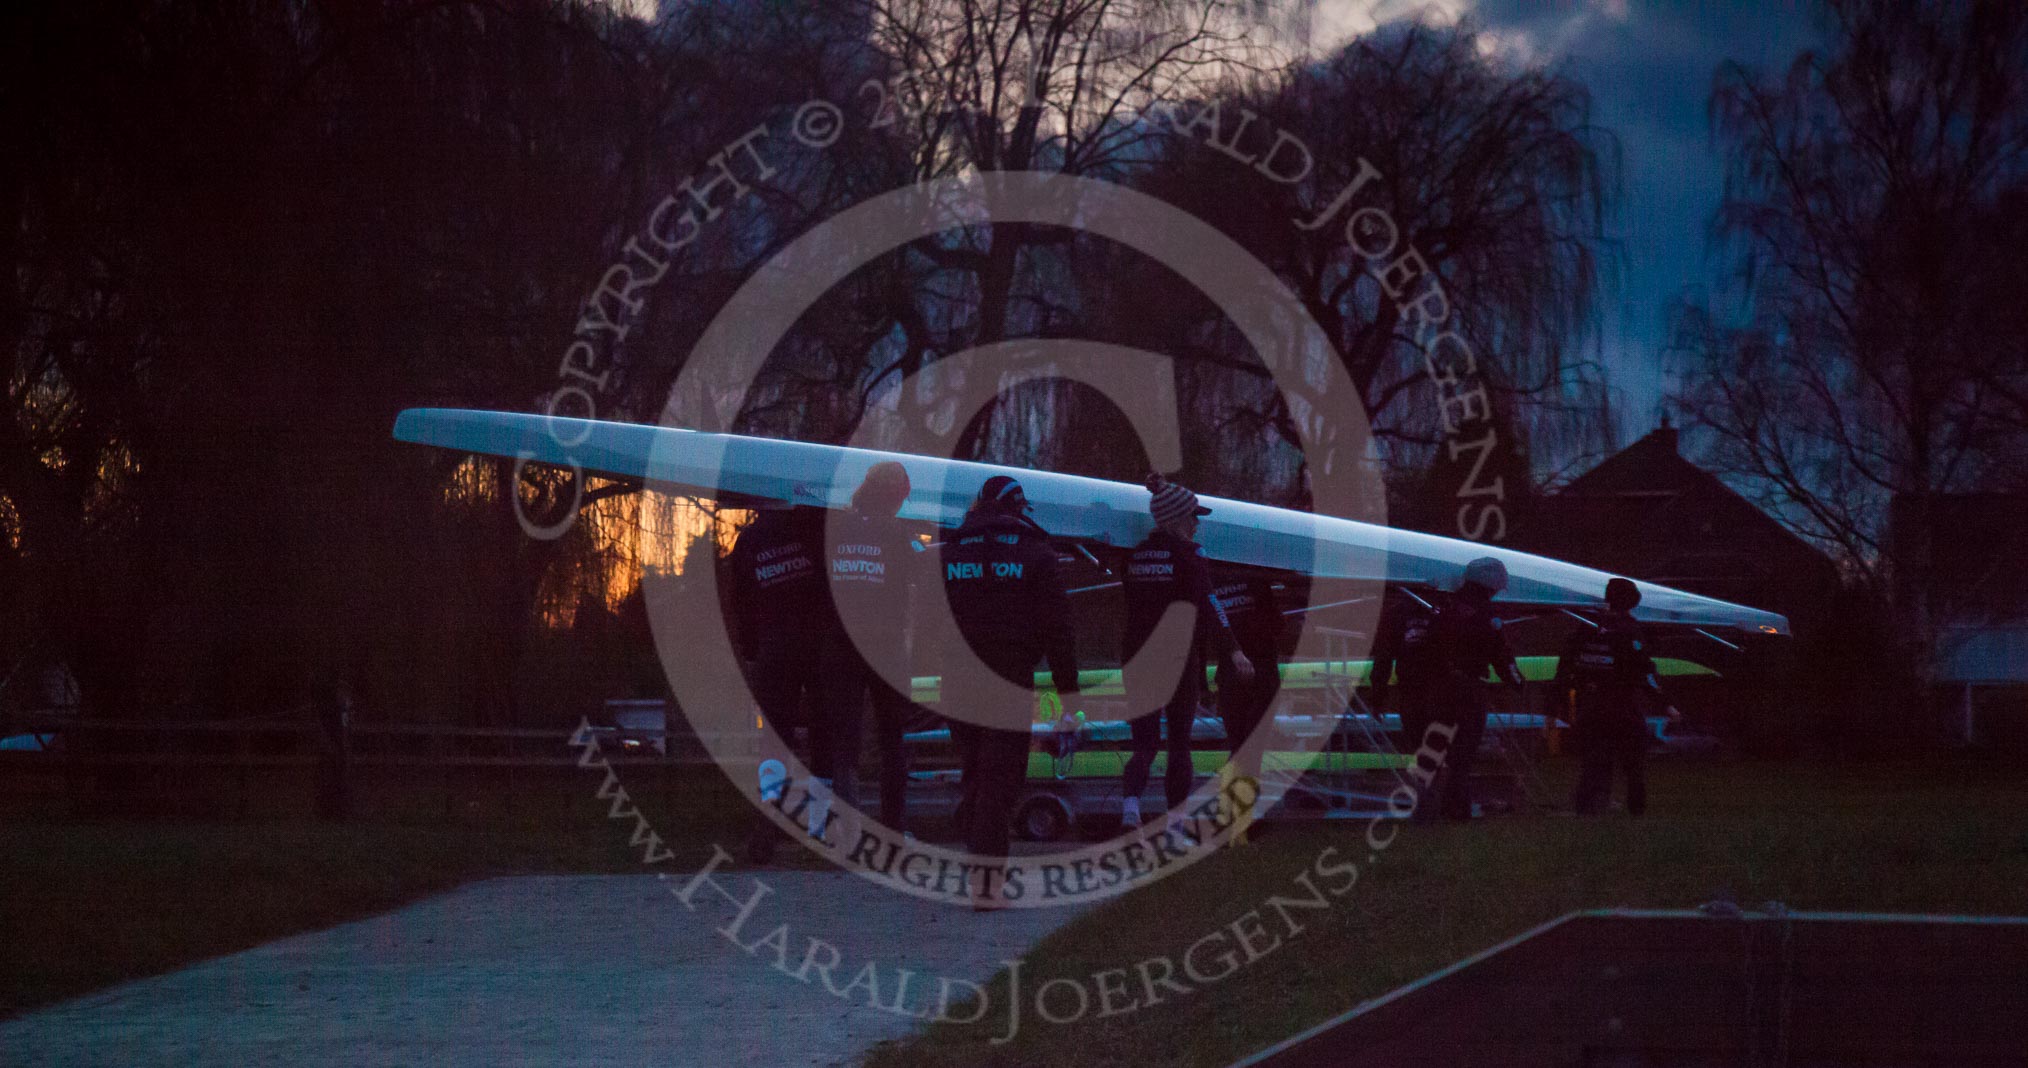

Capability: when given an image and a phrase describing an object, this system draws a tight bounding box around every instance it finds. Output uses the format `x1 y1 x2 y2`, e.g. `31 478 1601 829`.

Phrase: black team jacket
823 510 918 677
939 511 1080 696
1553 611 1663 712
1123 528 1237 669
1210 568 1282 664
726 506 828 662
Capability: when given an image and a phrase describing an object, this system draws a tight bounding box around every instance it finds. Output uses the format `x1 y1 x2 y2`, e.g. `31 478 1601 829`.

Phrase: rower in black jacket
1369 587 1444 759
820 461 921 835
727 504 830 861
1555 577 1680 816
1211 566 1284 781
1120 475 1252 828
1369 559 1523 821
940 475 1080 908
1419 557 1525 821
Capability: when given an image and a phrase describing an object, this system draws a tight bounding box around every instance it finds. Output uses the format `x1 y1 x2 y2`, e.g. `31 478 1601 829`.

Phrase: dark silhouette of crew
819 461 921 836
1370 558 1522 820
1556 577 1680 816
728 504 830 862
939 475 1079 909
1120 475 1250 830
1210 564 1282 839
1369 586 1441 760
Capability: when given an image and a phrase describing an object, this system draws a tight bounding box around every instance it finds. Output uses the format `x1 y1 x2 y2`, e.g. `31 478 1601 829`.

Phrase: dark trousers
1399 688 1432 757
1437 701 1488 820
1412 679 1487 821
1216 651 1279 778
1396 684 1437 808
1125 661 1201 811
960 724 1031 861
746 641 826 858
822 650 915 832
752 641 830 776
945 662 1037 864
1573 698 1648 815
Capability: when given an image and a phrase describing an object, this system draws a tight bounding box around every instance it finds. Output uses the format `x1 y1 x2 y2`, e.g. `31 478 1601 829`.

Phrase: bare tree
1671 0 2028 672
839 0 1268 458
1131 19 1618 523
0 0 705 722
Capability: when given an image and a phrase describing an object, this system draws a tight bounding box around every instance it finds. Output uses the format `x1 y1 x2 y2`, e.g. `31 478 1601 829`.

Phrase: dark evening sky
1314 0 1825 442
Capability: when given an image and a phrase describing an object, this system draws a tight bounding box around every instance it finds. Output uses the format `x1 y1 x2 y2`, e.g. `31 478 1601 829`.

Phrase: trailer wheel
1015 794 1075 842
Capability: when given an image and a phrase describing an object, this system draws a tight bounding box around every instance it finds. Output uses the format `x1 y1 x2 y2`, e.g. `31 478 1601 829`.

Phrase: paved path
1 872 1080 1067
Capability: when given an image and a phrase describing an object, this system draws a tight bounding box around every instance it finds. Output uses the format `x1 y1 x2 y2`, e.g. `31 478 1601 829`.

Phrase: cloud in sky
1483 1 1821 426
1309 0 1627 61
1303 0 1823 435
1309 0 1472 51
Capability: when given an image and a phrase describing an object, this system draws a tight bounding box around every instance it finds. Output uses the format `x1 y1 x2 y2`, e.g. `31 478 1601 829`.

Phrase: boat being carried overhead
396 406 1784 834
392 407 1790 635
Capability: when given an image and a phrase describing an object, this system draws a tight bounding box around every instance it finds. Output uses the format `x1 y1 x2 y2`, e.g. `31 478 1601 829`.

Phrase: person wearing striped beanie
1118 474 1252 832
1147 474 1206 534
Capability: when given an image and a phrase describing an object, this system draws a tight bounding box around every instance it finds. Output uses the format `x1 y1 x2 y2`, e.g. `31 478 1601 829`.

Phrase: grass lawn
866 753 2028 1068
7 753 2026 1056
0 769 770 1018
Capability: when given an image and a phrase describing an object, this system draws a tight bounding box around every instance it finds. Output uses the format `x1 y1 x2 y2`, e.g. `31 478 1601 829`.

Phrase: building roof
1510 423 1837 629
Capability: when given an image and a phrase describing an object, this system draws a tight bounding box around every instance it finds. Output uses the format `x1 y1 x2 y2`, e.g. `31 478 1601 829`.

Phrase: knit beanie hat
1146 473 1210 529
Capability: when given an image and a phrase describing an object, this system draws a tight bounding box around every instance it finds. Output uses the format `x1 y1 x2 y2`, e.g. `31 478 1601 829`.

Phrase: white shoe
757 760 788 805
1120 796 1142 828
806 777 834 840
